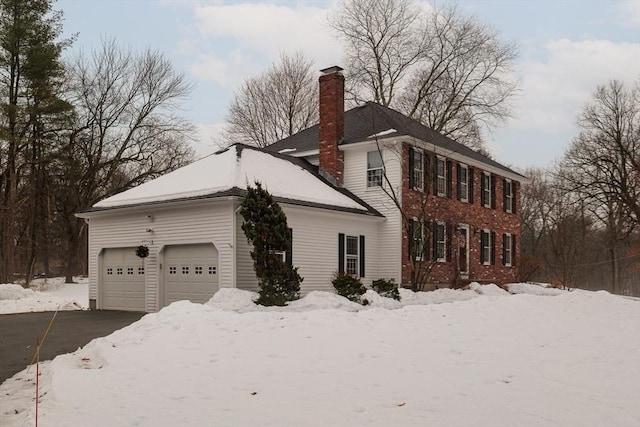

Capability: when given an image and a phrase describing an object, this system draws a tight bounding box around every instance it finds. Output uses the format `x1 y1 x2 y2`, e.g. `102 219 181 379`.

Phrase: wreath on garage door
135 245 149 258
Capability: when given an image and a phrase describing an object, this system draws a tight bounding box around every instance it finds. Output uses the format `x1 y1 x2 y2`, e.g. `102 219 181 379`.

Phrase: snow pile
0 277 88 314
205 288 259 312
0 284 34 300
2 285 638 427
468 281 511 296
507 282 566 296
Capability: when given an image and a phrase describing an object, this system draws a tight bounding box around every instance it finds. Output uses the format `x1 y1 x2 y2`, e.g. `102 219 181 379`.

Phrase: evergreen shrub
372 278 401 301
332 272 369 305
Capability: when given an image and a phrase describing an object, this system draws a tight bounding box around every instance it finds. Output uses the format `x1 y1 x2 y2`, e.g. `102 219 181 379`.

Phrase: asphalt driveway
0 310 144 383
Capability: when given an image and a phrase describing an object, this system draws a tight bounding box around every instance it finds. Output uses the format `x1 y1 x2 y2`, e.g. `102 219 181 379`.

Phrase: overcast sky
57 0 640 171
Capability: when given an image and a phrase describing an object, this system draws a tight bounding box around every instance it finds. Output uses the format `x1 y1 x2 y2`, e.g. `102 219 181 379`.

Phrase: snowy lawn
0 277 88 314
1 283 639 426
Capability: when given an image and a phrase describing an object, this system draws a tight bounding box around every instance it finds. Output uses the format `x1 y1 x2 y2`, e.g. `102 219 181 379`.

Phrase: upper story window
367 151 383 187
436 157 446 197
412 150 424 191
457 164 468 202
504 179 513 213
481 172 492 208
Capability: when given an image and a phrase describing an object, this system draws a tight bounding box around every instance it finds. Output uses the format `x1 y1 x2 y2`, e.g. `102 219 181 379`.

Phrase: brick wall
399 143 521 288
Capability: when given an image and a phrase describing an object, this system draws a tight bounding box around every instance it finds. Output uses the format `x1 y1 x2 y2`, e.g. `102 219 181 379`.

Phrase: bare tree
330 0 518 151
54 40 195 282
329 0 423 107
558 79 639 292
225 52 318 148
560 80 639 228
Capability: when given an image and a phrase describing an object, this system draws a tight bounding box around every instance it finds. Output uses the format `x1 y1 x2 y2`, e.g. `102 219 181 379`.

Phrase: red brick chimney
318 66 345 186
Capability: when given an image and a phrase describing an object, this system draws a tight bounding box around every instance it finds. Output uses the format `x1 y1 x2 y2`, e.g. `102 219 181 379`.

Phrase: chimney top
320 65 344 75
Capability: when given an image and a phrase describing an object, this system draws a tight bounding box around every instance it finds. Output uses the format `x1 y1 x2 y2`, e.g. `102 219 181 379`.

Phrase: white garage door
101 248 146 311
163 243 218 307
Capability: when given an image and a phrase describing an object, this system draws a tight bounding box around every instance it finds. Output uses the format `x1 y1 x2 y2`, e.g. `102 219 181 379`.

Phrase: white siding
235 203 381 294
86 199 233 312
342 142 403 283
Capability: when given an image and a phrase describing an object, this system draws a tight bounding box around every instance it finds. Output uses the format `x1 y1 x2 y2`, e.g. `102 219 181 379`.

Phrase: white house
78 66 525 312
77 143 383 312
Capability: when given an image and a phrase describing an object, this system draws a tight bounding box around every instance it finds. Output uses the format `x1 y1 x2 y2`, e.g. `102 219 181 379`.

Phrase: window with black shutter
339 233 366 277
457 164 469 202
481 172 492 208
480 230 492 265
434 222 446 261
436 157 446 196
503 179 513 213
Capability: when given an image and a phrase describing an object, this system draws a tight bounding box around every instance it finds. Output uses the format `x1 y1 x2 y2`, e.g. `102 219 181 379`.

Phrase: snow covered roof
89 144 380 216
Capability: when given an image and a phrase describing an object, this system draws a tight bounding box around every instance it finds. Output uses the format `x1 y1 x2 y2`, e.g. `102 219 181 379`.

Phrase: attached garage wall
86 199 234 312
235 203 382 294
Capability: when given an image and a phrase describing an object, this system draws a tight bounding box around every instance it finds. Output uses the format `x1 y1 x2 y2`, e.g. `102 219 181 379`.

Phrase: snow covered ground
0 277 88 314
1 283 638 426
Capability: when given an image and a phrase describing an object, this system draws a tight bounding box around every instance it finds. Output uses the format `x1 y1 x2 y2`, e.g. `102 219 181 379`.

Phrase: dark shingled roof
267 102 525 179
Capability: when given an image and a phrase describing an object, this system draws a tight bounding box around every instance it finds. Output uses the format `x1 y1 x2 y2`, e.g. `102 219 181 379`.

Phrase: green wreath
135 245 149 258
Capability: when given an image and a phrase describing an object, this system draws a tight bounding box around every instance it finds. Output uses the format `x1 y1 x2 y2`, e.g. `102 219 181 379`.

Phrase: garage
101 248 146 311
163 243 219 307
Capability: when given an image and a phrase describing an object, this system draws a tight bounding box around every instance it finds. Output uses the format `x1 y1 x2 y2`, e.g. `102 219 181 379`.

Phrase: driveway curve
0 310 144 383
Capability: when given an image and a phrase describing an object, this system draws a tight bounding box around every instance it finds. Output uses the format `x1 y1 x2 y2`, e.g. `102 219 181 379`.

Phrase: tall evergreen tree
0 0 71 283
239 181 302 306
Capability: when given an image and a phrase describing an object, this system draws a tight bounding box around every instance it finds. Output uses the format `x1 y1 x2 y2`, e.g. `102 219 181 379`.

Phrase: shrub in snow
371 278 401 301
332 273 369 305
239 181 302 306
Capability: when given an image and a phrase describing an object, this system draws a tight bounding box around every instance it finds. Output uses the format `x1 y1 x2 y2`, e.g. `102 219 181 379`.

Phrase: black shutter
491 231 496 265
513 184 517 214
338 233 345 274
359 235 365 277
423 221 430 261
446 160 453 198
456 164 462 200
502 233 507 266
503 179 508 212
480 231 487 264
480 173 486 206
469 167 475 204
446 224 452 262
286 228 293 267
408 147 415 189
433 157 438 194
432 221 438 261
491 175 497 209
408 220 414 260
424 154 430 194
512 235 517 266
